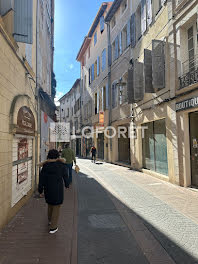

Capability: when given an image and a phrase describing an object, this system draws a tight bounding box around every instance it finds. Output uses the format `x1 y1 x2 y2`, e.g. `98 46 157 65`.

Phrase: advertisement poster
18 138 28 160
17 162 28 184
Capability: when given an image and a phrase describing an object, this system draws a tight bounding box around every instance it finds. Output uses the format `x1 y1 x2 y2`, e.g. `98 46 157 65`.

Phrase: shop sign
17 106 35 135
99 111 104 126
176 96 198 112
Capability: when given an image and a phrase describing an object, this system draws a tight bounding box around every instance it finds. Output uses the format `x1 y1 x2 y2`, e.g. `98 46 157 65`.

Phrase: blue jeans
66 163 73 184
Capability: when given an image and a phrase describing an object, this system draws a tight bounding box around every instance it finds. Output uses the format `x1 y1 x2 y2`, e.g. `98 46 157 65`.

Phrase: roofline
76 36 91 61
105 0 123 22
59 79 81 102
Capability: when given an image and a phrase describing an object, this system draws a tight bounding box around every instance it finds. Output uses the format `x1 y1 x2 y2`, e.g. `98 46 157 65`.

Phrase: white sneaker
49 227 58 234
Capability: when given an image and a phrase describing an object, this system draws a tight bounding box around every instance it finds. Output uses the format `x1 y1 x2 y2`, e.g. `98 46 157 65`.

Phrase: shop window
142 119 168 175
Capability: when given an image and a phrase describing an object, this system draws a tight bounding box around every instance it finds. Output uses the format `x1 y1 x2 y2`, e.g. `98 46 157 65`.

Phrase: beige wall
0 0 38 230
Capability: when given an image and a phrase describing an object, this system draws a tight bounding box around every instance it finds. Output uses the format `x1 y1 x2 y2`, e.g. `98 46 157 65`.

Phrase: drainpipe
106 21 112 162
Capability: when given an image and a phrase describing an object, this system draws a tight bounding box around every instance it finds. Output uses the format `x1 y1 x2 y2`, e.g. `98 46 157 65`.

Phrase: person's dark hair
47 149 60 159
65 143 70 148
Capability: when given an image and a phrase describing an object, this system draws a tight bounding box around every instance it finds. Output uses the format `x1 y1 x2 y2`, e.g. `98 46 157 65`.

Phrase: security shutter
119 32 122 55
146 0 152 26
141 0 147 35
13 0 33 44
131 13 136 48
0 0 13 15
134 61 144 101
144 49 154 93
127 68 134 103
152 40 165 90
127 19 131 47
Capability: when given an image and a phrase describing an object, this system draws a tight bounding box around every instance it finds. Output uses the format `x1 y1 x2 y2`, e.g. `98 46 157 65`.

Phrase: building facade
59 79 81 156
0 0 38 229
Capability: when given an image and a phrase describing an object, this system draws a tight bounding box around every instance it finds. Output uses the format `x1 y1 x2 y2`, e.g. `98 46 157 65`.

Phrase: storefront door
189 112 198 186
97 133 104 159
118 127 130 164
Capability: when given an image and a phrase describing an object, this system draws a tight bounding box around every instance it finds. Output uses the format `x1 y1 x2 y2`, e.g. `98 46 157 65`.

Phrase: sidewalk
0 185 77 264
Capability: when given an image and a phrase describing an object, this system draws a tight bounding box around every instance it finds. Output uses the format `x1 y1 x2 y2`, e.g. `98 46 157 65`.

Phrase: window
188 26 195 72
89 68 91 84
94 32 97 45
67 108 69 117
122 25 127 51
102 49 106 71
88 46 90 58
94 60 97 79
95 93 98 114
97 56 100 76
121 0 127 13
100 16 105 33
91 64 94 82
142 119 168 176
113 36 119 61
112 41 116 61
136 5 142 41
111 16 116 29
102 86 106 110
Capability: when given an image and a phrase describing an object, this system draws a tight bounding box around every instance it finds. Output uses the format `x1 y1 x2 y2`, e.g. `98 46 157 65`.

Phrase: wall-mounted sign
17 106 35 135
176 96 198 112
99 111 104 126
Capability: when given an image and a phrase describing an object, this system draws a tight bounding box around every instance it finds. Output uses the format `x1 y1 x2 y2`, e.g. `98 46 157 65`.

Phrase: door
118 127 130 164
97 133 104 159
189 112 198 186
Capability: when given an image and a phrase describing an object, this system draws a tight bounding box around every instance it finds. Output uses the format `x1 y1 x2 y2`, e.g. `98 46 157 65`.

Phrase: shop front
97 132 104 160
118 125 130 164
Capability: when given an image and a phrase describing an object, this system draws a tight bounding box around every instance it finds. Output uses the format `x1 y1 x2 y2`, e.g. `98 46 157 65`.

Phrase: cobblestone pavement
77 158 198 264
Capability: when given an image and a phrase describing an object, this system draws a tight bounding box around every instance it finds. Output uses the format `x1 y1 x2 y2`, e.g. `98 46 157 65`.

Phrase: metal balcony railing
178 54 198 89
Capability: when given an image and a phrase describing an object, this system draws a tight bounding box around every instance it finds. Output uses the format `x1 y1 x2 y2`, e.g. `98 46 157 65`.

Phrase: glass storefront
142 119 168 176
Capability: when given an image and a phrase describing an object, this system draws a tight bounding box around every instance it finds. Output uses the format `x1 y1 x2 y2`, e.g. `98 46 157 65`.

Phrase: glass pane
142 122 155 171
154 119 168 175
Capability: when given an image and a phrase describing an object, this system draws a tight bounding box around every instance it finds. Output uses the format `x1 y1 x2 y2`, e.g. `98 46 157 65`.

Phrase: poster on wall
17 162 28 184
18 138 28 160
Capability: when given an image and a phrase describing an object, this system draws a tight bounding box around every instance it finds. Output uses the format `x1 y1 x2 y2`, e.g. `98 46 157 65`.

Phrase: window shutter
89 68 91 84
144 49 154 93
131 13 136 48
146 0 152 26
0 0 13 15
13 0 33 44
102 49 106 71
134 61 144 101
127 68 134 103
97 56 100 76
119 32 122 55
115 36 119 59
100 16 105 33
106 83 109 109
108 45 112 66
152 40 165 90
141 0 147 35
92 64 95 82
97 92 99 113
127 19 131 47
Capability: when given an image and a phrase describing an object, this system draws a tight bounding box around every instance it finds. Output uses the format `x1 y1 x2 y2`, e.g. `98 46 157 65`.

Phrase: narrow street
1 158 198 263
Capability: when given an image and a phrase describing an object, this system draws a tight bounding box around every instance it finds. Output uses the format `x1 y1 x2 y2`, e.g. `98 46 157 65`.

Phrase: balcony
178 55 198 89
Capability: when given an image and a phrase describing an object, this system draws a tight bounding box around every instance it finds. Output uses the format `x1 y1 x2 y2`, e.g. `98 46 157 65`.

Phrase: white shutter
146 0 152 26
141 0 147 35
14 0 33 44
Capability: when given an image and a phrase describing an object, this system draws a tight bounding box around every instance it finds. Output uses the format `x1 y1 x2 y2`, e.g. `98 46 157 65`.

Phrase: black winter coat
38 159 69 205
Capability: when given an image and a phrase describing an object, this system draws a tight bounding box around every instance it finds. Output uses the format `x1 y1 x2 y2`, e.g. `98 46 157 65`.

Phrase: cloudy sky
54 0 107 103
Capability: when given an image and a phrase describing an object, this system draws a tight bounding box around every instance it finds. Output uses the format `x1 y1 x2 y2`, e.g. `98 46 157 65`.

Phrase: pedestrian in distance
91 145 97 163
38 149 69 234
61 143 76 185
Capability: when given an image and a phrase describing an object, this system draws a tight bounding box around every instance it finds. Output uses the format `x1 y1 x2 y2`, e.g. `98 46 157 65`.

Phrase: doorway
97 133 104 160
189 112 198 187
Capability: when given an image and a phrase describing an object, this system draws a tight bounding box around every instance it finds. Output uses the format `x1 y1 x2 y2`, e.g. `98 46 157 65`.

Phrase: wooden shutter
0 0 13 15
141 0 147 35
134 61 144 101
127 19 131 47
146 0 152 26
131 14 136 48
14 0 33 44
100 16 105 33
127 68 134 103
108 45 112 66
115 36 119 59
119 32 122 55
152 40 165 90
144 49 154 93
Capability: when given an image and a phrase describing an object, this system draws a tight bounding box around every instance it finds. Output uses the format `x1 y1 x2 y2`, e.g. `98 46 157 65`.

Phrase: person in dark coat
38 149 69 234
91 145 97 163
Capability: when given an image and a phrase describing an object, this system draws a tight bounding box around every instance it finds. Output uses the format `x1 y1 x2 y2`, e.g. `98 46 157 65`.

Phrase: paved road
76 158 198 264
